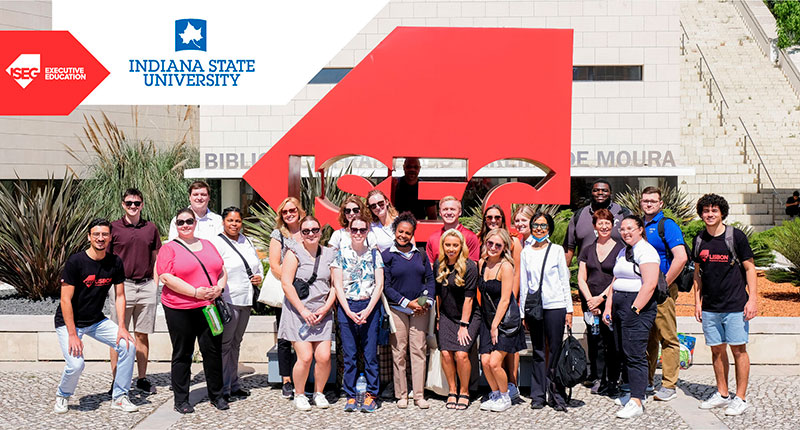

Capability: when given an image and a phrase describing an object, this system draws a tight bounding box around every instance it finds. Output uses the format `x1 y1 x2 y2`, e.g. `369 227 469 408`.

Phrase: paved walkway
2 362 796 429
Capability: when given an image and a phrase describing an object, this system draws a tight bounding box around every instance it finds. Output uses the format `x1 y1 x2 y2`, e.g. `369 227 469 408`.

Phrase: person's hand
407 299 423 315
522 319 527 330
313 307 329 324
694 303 703 323
490 324 498 345
68 333 83 358
250 275 263 286
587 295 604 311
744 299 757 321
193 287 208 299
346 309 362 324
209 285 223 300
457 325 471 346
300 307 316 326
117 328 135 350
602 308 612 327
565 313 573 330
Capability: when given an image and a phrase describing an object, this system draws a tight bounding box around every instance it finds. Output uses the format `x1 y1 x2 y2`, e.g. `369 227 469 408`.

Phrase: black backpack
555 327 588 401
656 217 695 293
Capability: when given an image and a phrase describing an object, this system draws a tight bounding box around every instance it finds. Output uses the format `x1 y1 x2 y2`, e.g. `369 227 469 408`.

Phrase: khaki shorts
108 279 158 334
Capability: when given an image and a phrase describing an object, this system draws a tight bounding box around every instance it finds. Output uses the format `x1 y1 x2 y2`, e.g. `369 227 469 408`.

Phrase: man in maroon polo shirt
107 188 162 394
426 195 480 263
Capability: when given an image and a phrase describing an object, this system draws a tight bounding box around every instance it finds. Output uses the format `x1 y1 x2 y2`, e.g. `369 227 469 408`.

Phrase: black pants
163 305 224 405
612 291 656 400
527 308 568 407
274 308 294 378
585 301 620 390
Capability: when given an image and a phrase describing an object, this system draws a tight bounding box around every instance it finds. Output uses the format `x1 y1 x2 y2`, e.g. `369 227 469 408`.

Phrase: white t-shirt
328 228 378 250
519 243 573 312
369 222 395 252
210 233 263 306
612 239 660 292
168 208 223 240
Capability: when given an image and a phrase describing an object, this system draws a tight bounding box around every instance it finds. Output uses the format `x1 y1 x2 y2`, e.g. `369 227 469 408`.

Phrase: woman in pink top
157 208 229 414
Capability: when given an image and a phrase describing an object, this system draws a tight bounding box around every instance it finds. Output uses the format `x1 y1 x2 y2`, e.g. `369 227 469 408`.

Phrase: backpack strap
724 225 740 267
657 217 672 261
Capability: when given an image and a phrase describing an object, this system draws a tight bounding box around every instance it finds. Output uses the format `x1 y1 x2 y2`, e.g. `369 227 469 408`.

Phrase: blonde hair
481 229 514 268
438 195 461 210
436 229 469 287
275 197 306 238
366 189 398 220
512 205 535 224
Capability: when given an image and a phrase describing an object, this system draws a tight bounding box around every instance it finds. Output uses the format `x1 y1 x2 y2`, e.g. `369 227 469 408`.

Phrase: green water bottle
417 290 429 307
202 305 224 336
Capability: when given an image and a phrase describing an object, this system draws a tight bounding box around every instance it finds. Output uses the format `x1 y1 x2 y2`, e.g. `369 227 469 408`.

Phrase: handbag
258 233 285 307
293 245 321 300
424 347 449 396
523 243 552 321
481 262 522 337
217 233 265 312
173 239 232 325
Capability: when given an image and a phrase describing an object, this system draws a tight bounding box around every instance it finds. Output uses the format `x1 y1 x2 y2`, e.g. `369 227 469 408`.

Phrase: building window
309 68 352 84
572 66 642 81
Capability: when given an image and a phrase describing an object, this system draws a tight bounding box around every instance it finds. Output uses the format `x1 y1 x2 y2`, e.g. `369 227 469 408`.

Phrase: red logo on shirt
83 274 96 288
698 249 729 263
82 274 112 288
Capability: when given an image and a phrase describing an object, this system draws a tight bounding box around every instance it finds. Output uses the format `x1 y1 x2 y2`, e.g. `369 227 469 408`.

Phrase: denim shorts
702 311 749 346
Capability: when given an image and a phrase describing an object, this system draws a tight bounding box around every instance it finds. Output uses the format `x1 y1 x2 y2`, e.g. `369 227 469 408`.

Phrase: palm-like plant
615 180 695 225
0 175 94 299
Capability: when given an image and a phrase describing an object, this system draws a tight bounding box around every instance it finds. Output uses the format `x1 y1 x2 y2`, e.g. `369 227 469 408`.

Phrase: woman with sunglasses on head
435 229 480 410
382 212 435 409
366 189 399 252
156 208 228 414
210 207 263 403
519 213 573 412
278 215 337 411
576 209 623 398
329 196 376 250
478 229 525 413
478 204 523 401
331 214 385 413
603 215 659 419
268 197 306 398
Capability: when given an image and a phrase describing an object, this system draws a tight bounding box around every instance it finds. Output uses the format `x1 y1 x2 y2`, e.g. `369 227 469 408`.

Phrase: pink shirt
157 240 224 309
426 223 481 264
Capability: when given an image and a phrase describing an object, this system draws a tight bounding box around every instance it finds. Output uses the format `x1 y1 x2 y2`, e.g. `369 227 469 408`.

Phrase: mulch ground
572 271 800 317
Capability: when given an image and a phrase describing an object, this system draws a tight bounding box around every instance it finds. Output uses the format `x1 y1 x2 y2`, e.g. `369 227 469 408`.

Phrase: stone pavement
1 362 796 430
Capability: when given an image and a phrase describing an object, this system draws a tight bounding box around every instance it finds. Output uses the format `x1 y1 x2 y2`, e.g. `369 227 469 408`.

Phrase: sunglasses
301 227 321 236
123 200 142 207
281 207 298 215
343 207 360 215
485 241 503 250
368 200 386 210
530 222 549 231
485 215 502 221
350 227 369 235
176 218 195 227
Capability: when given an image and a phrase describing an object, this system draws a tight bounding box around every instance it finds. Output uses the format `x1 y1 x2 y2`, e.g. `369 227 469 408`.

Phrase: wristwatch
631 305 640 315
602 294 607 300
459 321 470 328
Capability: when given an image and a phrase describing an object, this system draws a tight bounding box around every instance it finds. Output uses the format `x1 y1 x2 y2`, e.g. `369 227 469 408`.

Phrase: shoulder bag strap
218 233 253 278
173 239 214 286
657 218 673 261
306 246 322 284
538 243 553 291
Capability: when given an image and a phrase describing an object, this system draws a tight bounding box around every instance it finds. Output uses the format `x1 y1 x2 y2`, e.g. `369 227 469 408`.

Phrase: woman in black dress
435 229 480 410
478 229 525 413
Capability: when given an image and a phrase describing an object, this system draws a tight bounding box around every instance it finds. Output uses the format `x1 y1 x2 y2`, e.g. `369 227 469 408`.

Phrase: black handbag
293 246 321 300
481 262 522 337
217 233 266 313
173 239 232 324
523 243 552 321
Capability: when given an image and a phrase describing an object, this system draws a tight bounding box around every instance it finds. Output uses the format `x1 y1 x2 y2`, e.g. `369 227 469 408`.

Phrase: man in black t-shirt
785 191 799 217
53 219 139 414
391 157 436 221
692 194 757 417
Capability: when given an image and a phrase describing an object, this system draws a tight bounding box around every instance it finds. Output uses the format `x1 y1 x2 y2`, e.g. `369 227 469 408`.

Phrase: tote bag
257 269 284 308
424 348 449 396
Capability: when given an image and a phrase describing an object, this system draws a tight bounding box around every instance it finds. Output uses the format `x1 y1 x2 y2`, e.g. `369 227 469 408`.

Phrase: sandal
456 394 470 410
445 393 458 409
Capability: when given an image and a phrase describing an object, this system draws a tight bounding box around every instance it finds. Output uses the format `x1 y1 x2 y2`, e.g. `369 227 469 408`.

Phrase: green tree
773 0 800 49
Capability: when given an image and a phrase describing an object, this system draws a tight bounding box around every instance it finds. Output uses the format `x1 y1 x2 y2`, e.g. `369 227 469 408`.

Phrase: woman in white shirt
211 207 263 402
519 212 573 412
603 215 659 419
366 189 398 252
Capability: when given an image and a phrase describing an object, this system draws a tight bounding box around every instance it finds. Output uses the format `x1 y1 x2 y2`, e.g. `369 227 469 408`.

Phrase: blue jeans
337 299 380 398
56 318 135 399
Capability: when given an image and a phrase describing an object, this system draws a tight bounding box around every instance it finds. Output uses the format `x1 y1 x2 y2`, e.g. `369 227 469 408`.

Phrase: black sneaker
174 402 195 414
212 398 230 411
136 377 155 394
281 382 294 399
231 388 250 399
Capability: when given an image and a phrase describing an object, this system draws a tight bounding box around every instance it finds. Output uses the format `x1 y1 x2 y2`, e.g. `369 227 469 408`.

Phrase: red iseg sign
244 27 574 240
0 31 108 115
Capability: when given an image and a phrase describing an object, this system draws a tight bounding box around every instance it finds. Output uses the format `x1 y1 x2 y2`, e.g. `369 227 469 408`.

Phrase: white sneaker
54 396 68 414
616 400 643 419
111 395 139 413
614 392 630 406
699 391 731 409
294 395 311 411
491 394 512 412
313 392 330 409
480 394 497 411
724 396 749 416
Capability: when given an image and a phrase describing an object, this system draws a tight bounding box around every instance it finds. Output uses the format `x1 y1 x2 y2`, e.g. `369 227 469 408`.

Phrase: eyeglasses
343 207 360 215
530 222 548 231
368 200 386 210
91 232 110 238
281 207 298 215
485 241 503 250
123 200 142 207
176 218 195 226
301 227 321 236
640 199 660 205
485 215 502 221
350 227 369 235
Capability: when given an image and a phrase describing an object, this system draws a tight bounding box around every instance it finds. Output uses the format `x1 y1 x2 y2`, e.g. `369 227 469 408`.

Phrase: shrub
771 0 800 49
764 217 800 285
0 175 94 299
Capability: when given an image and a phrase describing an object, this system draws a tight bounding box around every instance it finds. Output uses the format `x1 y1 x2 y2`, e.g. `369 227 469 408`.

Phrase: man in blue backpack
640 187 687 402
692 194 757 416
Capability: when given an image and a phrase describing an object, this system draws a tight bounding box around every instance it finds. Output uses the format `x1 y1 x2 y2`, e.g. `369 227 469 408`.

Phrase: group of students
51 178 758 420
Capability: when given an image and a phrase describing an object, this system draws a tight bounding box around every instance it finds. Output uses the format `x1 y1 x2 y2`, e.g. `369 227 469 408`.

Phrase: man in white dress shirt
168 181 223 240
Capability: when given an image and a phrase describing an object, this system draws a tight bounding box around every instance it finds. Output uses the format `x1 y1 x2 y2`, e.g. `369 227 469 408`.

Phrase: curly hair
696 193 729 220
391 211 417 233
436 229 469 287
337 196 371 228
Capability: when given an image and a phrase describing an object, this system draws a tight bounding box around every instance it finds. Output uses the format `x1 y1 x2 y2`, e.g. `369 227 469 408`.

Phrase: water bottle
605 314 613 332
591 314 600 336
355 373 367 407
417 290 429 307
299 322 310 339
